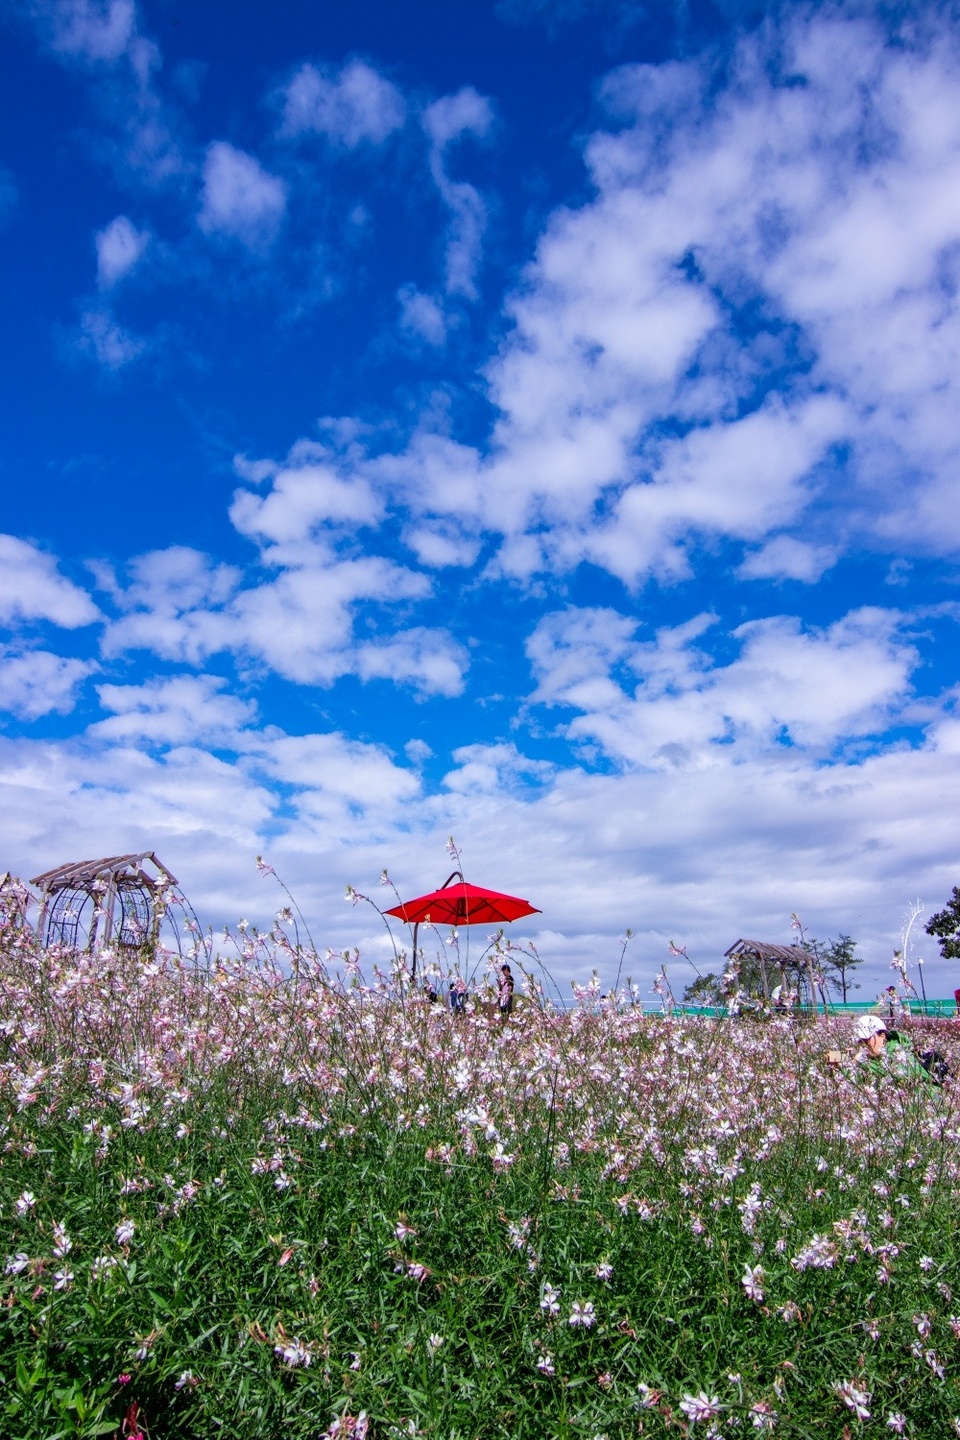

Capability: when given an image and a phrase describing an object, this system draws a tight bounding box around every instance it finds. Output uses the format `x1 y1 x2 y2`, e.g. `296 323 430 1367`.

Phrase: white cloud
738 535 839 584
401 522 481 569
422 87 494 299
528 604 921 766
77 306 146 369
527 605 643 713
356 627 468 699
0 535 99 629
90 674 257 746
253 731 420 816
26 0 185 185
588 18 960 560
229 448 382 548
442 741 554 794
6 718 960 996
95 214 149 287
99 542 453 693
0 649 93 719
100 547 241 663
422 87 493 150
227 558 429 686
38 0 136 63
279 59 406 146
581 396 847 586
397 285 447 346
198 142 287 246
282 14 960 593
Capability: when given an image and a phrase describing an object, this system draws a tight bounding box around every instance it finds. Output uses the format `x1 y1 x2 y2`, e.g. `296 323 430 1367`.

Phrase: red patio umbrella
385 870 540 980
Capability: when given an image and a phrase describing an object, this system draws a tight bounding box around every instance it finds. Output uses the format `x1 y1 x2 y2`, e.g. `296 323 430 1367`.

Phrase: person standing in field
878 985 905 1023
498 963 515 1016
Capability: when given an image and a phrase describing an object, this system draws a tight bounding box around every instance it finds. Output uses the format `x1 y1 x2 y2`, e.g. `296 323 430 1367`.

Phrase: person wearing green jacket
851 1014 930 1080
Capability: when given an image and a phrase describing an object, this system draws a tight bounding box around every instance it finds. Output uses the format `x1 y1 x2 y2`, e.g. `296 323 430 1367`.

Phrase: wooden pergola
30 852 178 955
724 938 819 1008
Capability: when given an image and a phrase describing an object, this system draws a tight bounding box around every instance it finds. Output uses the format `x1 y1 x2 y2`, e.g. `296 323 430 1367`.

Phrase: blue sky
3 0 960 997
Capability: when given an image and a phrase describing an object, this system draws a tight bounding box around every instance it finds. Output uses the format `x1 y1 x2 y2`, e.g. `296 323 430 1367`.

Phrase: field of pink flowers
2 877 960 1439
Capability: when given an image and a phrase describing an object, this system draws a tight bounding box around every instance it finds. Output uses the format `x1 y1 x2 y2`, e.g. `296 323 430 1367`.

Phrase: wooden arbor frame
31 852 179 956
724 938 821 1011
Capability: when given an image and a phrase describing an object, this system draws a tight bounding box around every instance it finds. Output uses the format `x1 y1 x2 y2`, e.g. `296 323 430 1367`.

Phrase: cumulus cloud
279 13 960 594
90 674 257 746
422 87 494 299
0 649 93 719
0 535 99 628
356 627 469 699
35 0 137 63
95 214 150 287
401 522 481 569
99 547 240 663
738 535 839 584
76 305 146 368
229 445 382 551
98 541 463 695
527 604 922 767
279 59 406 146
397 285 447 347
423 87 493 150
442 741 554 793
228 557 429 686
252 731 420 818
198 142 287 245
6 714 960 994
24 0 186 184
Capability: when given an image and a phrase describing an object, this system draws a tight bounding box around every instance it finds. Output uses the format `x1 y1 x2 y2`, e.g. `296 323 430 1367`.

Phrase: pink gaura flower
679 1391 722 1423
834 1380 871 1420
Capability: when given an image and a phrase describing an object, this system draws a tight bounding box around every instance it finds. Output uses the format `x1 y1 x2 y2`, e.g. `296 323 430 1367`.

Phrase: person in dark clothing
498 963 515 1016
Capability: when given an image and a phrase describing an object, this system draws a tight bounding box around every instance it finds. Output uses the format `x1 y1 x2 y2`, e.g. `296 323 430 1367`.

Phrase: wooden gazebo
724 938 819 1007
30 852 178 955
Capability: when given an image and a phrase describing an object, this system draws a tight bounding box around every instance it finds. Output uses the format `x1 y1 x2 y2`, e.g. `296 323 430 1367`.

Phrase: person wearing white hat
852 1014 889 1054
850 1013 928 1079
828 1013 932 1080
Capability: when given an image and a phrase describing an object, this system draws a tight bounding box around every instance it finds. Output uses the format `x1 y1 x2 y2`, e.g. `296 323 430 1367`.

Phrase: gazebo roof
30 852 177 892
724 939 811 964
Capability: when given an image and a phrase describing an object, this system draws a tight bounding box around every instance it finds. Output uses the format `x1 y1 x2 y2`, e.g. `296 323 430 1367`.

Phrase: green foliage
926 886 960 960
3 1043 960 1438
816 934 863 1002
681 972 726 1006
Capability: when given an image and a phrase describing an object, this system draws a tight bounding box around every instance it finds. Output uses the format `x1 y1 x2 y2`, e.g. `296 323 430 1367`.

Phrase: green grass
2 930 960 1437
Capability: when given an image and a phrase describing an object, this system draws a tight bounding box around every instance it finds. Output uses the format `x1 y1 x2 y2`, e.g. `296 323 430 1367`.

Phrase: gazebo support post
806 951 820 1015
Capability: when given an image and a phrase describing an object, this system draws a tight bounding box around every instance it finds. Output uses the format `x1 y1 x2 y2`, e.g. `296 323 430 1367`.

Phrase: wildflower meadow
2 875 960 1438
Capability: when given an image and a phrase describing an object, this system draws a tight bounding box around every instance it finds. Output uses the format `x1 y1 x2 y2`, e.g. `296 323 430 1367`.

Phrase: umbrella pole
411 921 419 985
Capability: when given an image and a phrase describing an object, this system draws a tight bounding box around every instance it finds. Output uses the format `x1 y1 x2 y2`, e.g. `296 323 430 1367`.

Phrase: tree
682 973 726 1007
682 951 771 1009
925 886 960 960
816 934 862 1002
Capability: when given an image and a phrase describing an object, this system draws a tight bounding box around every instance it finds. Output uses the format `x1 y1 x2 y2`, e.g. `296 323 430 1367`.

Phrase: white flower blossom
834 1380 871 1420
